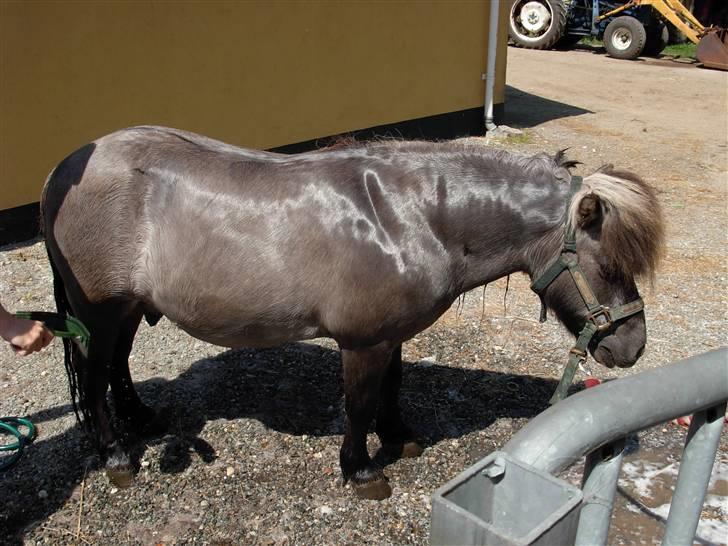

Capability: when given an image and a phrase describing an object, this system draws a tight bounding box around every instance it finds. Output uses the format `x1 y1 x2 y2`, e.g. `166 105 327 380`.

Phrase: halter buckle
569 347 587 360
587 306 613 331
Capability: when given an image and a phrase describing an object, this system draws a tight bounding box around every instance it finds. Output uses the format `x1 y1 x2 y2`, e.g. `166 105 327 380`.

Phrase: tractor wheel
644 21 669 56
604 16 647 60
509 0 568 50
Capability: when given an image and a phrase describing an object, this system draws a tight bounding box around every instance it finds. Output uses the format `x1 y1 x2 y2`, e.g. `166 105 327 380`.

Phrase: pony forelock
569 166 665 280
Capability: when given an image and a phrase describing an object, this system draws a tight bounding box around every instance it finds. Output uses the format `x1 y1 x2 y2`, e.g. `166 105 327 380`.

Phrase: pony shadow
0 235 44 252
505 85 593 128
1 342 565 542
129 342 563 475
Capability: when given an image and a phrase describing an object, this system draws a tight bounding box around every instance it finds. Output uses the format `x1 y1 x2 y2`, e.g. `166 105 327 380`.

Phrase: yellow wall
1 1 508 210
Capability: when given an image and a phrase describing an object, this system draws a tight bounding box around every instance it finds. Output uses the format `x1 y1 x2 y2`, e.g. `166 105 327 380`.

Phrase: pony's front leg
375 344 424 459
109 309 157 430
340 343 392 500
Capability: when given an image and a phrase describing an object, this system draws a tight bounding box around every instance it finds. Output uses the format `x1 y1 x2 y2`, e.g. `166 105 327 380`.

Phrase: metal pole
662 402 727 546
483 0 500 132
575 439 626 546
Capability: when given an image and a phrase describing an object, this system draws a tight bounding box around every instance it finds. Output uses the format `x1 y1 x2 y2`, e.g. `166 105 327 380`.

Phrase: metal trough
431 451 583 545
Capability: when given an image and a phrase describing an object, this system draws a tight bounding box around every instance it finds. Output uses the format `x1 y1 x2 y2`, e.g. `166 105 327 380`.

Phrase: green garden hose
0 417 37 471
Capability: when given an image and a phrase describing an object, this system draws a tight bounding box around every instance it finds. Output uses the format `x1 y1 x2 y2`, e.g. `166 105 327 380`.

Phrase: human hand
0 314 54 356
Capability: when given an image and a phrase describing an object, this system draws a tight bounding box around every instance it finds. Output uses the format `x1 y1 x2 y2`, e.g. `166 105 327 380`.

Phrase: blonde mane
569 166 665 280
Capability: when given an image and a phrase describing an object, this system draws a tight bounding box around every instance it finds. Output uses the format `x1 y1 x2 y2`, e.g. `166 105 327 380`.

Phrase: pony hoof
382 440 425 459
349 469 392 500
352 477 392 500
400 441 425 458
105 444 134 488
106 466 134 488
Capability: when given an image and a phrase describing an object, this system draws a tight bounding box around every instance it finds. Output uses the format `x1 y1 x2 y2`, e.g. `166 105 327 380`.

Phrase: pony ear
576 193 602 229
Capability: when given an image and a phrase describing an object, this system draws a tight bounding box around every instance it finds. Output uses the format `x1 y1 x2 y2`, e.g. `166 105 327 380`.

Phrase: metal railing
432 348 728 545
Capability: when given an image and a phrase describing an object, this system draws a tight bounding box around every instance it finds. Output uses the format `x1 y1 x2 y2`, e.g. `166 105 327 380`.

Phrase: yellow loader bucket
696 27 728 71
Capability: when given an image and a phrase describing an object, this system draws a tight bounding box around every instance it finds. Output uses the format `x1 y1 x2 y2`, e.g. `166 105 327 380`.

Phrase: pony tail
48 250 92 429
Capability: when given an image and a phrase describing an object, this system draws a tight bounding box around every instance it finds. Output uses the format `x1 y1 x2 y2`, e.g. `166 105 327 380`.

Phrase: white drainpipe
484 0 501 132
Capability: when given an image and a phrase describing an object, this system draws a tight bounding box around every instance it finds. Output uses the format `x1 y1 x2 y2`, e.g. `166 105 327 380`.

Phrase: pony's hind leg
109 306 157 429
340 343 392 500
74 309 135 486
375 344 424 459
71 303 141 487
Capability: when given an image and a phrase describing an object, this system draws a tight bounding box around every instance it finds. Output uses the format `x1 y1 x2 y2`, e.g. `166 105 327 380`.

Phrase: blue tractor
508 0 671 59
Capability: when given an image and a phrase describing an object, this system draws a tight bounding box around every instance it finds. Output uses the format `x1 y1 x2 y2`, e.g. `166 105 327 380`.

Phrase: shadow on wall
505 85 593 128
0 341 565 543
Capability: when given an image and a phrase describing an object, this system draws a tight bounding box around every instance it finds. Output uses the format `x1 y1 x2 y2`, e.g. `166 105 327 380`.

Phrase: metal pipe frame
502 348 727 545
575 439 626 546
503 348 727 474
662 402 727 545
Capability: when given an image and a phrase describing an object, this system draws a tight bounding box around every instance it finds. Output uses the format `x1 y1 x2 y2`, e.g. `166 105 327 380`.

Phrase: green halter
530 176 644 404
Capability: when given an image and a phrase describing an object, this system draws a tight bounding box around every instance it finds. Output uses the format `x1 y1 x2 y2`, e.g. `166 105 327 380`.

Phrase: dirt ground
1 46 726 545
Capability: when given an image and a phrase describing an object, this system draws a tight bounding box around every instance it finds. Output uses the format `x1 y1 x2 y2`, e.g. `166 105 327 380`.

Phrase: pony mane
319 137 578 184
569 166 664 280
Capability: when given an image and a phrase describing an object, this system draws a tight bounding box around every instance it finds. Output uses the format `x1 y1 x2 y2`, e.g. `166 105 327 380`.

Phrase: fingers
40 326 54 349
7 320 54 356
27 321 53 353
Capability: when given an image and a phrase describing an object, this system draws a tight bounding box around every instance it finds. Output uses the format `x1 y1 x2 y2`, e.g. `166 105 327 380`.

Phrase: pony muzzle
591 332 645 368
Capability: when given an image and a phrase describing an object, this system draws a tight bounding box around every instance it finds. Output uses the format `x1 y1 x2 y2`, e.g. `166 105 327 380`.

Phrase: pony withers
41 126 664 500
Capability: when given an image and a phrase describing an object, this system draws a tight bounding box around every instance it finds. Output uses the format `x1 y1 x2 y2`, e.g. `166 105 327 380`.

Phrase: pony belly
147 283 326 348
175 320 325 349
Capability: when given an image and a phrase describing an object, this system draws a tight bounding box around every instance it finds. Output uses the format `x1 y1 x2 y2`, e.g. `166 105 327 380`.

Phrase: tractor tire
644 21 669 56
509 0 568 50
604 16 647 60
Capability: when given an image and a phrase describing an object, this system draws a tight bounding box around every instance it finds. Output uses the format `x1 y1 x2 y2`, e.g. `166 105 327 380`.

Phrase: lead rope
549 322 599 404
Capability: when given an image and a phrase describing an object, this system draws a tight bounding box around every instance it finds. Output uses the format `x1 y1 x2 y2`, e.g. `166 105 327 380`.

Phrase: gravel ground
1 47 726 545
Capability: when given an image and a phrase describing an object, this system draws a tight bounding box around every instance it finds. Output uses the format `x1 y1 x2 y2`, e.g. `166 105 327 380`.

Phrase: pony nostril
617 344 645 368
593 343 616 368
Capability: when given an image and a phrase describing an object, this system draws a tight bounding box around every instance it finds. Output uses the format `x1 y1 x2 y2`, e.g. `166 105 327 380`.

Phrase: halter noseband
530 176 644 404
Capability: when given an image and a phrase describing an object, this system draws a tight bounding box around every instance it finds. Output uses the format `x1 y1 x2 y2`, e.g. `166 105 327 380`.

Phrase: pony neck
453 173 570 292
